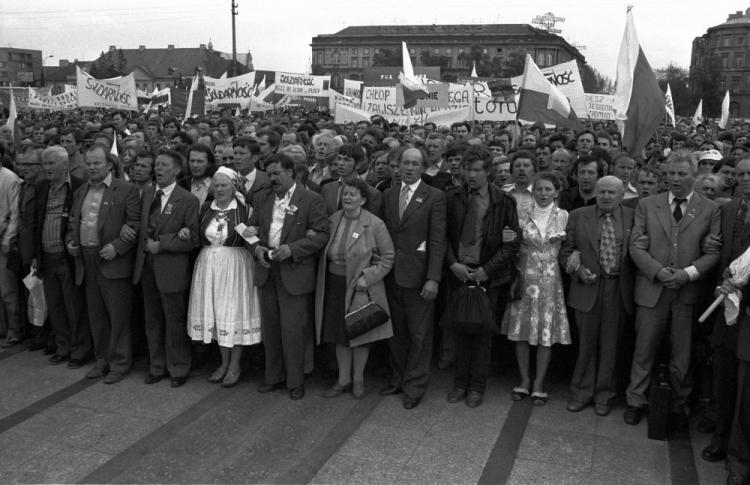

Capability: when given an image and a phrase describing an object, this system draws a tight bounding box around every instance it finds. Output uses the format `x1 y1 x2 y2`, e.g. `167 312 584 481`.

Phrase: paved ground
0 343 729 484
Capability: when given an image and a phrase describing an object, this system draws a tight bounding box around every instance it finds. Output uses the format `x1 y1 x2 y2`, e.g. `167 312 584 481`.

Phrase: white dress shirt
155 181 177 212
269 183 296 248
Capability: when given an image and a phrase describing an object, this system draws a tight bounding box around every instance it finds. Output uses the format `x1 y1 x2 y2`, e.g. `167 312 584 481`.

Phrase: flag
613 7 665 157
398 41 429 109
719 90 730 129
665 83 676 127
6 84 17 141
254 75 266 97
692 99 703 126
170 85 205 118
471 62 478 78
517 54 580 130
185 74 197 118
110 138 118 156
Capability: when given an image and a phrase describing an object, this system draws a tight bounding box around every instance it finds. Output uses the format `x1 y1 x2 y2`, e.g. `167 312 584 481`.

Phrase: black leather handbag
447 283 496 336
344 291 389 339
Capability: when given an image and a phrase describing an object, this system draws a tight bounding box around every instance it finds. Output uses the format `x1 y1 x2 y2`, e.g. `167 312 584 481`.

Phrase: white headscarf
213 166 246 205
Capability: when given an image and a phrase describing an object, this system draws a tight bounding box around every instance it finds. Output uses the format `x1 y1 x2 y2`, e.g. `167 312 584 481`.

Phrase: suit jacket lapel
280 187 302 244
400 183 428 226
347 213 368 251
656 193 672 235
97 182 115 232
153 188 180 235
679 194 702 232
582 208 600 256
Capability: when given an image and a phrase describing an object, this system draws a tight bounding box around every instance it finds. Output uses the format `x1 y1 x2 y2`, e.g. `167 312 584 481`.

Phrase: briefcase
345 293 388 339
647 364 672 441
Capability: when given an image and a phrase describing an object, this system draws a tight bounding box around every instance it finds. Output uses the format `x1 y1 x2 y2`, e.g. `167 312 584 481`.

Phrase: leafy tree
580 64 614 94
372 48 402 67
655 63 690 117
689 55 723 117
115 49 127 74
419 50 451 69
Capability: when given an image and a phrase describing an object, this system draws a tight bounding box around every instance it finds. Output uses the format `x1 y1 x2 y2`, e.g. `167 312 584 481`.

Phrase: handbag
344 290 389 339
447 283 496 336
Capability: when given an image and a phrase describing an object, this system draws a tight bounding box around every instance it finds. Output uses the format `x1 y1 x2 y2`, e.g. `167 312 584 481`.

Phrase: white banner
27 86 78 111
202 71 256 110
274 72 330 97
328 90 360 111
511 60 588 118
76 67 137 110
360 86 422 123
334 103 372 124
343 79 363 100
584 93 616 120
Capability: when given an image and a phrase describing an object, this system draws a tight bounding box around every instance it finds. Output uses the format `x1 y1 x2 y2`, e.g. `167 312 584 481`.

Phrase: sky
0 0 745 79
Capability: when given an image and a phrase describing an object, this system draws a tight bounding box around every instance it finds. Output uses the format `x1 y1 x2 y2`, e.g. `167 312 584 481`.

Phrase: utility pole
231 0 238 76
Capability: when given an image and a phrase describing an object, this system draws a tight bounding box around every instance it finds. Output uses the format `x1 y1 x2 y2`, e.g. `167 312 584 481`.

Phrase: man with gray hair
559 176 635 416
309 133 341 186
36 146 90 367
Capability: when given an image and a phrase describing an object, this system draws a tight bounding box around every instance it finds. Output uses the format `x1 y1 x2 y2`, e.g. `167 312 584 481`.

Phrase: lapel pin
416 197 423 203
352 232 360 239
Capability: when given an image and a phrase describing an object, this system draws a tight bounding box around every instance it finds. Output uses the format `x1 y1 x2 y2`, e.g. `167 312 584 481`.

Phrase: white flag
719 90 730 129
665 83 675 127
692 99 703 126
6 85 17 138
185 74 198 118
471 62 478 78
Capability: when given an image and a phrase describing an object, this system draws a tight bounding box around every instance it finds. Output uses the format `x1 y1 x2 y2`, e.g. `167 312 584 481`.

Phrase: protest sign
329 90 360 111
343 79 363 100
334 103 372 124
27 87 78 111
584 93 616 120
510 60 588 117
395 82 449 109
360 86 423 124
76 67 138 111
363 67 440 86
202 71 256 110
274 72 330 97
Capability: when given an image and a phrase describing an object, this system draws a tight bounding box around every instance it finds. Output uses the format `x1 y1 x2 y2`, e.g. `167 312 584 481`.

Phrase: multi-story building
691 8 750 118
311 24 585 90
0 47 43 87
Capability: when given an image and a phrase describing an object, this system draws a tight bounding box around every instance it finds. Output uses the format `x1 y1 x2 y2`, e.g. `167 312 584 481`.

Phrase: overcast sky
0 0 744 80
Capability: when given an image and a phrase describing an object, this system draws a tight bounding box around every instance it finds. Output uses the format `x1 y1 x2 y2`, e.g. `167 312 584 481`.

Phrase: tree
372 48 402 67
115 49 127 74
655 63 690 117
690 55 723 117
580 64 614 94
419 50 451 70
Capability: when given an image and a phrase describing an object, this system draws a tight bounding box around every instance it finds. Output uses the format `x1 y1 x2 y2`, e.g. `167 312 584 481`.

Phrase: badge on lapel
352 232 360 239
285 204 298 215
416 197 424 204
164 203 174 215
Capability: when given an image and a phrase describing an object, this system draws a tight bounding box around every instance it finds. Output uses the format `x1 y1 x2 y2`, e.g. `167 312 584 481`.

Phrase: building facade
0 48 43 87
311 24 585 90
691 8 750 118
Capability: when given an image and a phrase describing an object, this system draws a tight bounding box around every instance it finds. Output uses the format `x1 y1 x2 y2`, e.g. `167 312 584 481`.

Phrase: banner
343 79 363 100
202 71 256 110
274 72 330 97
76 67 138 111
450 82 518 122
510 60 588 117
328 90 360 111
360 86 423 124
363 67 440 86
143 88 170 113
334 103 372 124
395 82 449 109
584 93 616 120
27 87 78 111
170 87 205 117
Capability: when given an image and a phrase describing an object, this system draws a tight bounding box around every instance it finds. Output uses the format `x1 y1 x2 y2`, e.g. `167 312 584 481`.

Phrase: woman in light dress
502 172 570 406
188 166 261 387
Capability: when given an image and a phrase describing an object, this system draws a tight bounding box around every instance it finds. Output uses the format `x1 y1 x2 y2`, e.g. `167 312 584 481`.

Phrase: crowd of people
1 106 750 484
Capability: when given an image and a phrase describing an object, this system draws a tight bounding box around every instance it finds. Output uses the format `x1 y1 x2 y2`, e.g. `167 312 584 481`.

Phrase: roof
42 62 93 82
91 47 243 79
329 24 542 37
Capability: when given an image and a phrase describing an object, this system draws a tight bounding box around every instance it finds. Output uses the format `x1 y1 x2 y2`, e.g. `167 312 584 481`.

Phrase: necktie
398 185 410 219
150 189 164 217
460 190 478 247
337 181 343 211
673 198 686 223
599 213 616 274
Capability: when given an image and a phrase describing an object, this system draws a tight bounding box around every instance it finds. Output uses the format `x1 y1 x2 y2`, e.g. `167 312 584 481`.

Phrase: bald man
559 176 635 416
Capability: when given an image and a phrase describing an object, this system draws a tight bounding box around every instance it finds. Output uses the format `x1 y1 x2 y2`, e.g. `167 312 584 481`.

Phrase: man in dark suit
36 146 90 367
624 150 721 426
444 145 519 408
320 144 382 217
703 157 750 465
380 147 447 409
133 148 200 388
249 153 329 400
66 144 141 384
233 137 269 208
560 176 635 416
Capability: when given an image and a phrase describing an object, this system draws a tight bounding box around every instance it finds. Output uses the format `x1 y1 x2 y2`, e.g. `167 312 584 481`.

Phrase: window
351 58 358 68
434 48 440 55
446 48 452 55
720 79 727 91
483 48 488 54
458 48 464 54
723 37 731 47
733 77 741 91
364 48 369 55
410 48 415 55
736 53 745 67
722 52 729 68
363 57 370 68
352 48 358 55
739 36 746 45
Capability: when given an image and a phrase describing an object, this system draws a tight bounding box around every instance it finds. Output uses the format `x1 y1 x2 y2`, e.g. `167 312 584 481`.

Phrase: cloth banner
329 90 360 111
585 93 616 120
274 72 330 97
343 79 363 100
202 71 256 111
76 67 137 110
27 87 78 111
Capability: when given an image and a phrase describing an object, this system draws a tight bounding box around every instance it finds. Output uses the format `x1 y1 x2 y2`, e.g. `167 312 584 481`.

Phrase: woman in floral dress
188 166 261 387
502 172 570 405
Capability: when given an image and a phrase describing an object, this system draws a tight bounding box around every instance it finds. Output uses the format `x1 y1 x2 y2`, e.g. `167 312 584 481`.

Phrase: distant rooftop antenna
531 12 565 34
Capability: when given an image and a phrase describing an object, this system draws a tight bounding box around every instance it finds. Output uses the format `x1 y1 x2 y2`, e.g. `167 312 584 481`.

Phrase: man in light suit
320 144 382 217
560 176 635 417
624 150 721 426
232 137 269 208
380 147 447 409
249 153 329 400
66 144 141 384
133 148 199 388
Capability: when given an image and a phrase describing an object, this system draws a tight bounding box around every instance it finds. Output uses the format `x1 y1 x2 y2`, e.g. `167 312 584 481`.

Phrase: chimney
168 44 174 49
199 44 206 50
109 45 116 51
59 59 69 67
139 45 146 51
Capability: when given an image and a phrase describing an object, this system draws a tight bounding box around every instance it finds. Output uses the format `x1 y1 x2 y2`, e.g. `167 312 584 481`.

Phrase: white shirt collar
210 198 238 211
669 191 693 205
401 178 421 192
157 181 177 199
